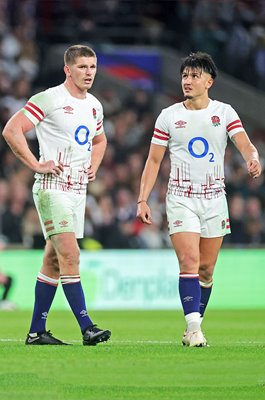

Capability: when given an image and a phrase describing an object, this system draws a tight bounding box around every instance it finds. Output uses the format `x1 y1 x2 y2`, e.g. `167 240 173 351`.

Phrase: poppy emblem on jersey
63 106 74 114
59 220 68 227
92 108 97 119
211 115 220 127
173 220 183 227
175 120 187 129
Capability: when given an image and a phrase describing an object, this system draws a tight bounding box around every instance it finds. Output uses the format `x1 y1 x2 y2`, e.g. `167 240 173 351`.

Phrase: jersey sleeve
226 105 245 138
151 110 170 147
21 91 52 126
95 101 104 136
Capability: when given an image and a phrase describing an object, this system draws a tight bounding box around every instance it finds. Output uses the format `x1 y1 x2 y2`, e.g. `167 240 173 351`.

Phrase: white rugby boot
189 330 207 347
182 330 192 346
182 329 208 347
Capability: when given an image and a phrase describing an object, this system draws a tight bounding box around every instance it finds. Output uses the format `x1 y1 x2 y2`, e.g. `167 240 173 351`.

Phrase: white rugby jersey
22 84 104 193
152 99 245 198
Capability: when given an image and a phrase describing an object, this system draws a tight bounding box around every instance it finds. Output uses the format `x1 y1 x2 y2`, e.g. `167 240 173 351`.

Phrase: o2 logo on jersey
75 125 91 151
188 137 214 162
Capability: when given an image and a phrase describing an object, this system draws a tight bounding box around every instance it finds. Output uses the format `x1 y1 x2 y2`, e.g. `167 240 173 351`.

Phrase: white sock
185 312 201 332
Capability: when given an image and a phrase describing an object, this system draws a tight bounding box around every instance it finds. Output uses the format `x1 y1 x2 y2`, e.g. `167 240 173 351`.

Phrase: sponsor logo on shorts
59 220 68 227
173 220 183 227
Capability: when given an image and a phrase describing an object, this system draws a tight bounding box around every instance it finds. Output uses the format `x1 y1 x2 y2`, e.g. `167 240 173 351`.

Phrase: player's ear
206 77 214 89
64 65 71 77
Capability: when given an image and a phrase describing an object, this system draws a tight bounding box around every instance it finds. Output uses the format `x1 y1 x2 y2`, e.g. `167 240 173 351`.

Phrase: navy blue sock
179 273 201 315
61 275 93 333
200 281 213 317
29 272 58 334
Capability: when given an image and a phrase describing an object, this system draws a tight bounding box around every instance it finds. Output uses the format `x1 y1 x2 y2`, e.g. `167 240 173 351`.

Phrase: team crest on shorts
211 115 220 127
221 220 226 229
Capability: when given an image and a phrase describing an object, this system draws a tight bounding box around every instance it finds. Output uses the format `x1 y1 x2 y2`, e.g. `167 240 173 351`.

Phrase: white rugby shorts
33 184 86 239
166 193 231 238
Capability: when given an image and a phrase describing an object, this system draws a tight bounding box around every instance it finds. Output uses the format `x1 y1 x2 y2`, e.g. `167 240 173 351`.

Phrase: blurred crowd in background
35 0 265 91
0 0 265 250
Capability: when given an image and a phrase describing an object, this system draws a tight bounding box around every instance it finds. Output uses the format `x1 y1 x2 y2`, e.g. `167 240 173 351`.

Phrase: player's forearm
2 126 39 171
91 135 107 172
138 158 160 202
232 132 259 163
240 143 259 163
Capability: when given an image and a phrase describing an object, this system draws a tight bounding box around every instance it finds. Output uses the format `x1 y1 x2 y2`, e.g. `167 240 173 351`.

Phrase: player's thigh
199 236 223 280
170 232 201 273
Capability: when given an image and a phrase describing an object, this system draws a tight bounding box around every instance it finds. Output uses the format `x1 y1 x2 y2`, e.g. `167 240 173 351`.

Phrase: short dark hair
180 52 217 79
64 45 96 65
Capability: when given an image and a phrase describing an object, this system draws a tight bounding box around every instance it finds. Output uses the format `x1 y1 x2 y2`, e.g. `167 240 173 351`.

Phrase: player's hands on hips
247 159 262 178
87 166 96 182
36 160 64 175
136 202 152 224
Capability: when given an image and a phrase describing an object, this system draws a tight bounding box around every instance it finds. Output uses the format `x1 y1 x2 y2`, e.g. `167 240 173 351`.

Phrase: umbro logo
183 296 193 303
63 106 74 114
173 220 183 227
175 120 187 128
80 310 88 318
59 220 68 227
41 312 48 320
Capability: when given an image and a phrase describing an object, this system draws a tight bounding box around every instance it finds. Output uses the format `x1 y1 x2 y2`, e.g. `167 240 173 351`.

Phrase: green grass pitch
0 309 265 400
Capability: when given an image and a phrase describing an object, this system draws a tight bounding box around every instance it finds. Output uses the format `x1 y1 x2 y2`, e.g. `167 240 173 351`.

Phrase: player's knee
60 247 80 268
43 252 60 273
199 263 214 281
178 252 199 271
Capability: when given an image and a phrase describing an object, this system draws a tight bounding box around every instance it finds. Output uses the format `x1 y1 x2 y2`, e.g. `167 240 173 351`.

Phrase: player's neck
183 97 210 110
63 81 87 99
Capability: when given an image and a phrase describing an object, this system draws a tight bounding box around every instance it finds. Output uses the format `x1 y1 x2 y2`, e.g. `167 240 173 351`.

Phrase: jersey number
75 125 91 151
188 137 215 162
